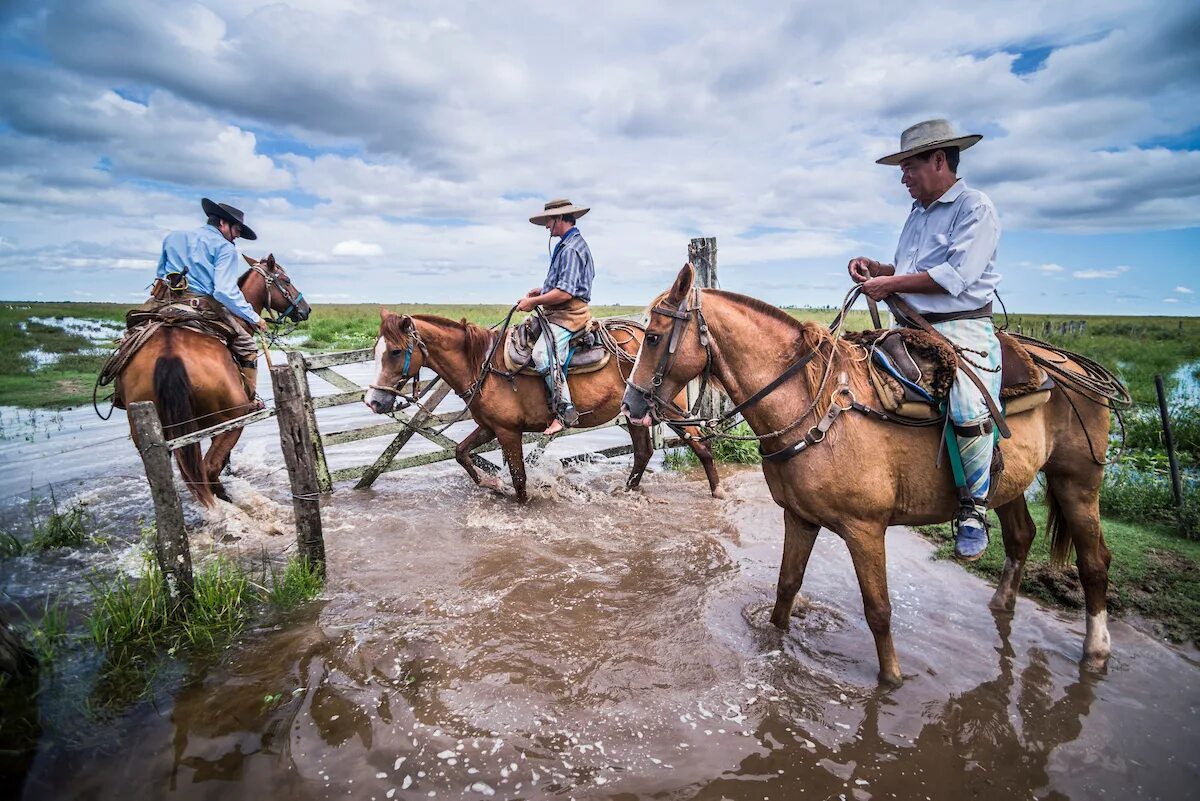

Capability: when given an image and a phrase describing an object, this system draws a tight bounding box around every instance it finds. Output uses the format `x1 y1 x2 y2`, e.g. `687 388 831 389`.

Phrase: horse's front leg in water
496 429 528 503
455 425 501 492
838 521 903 687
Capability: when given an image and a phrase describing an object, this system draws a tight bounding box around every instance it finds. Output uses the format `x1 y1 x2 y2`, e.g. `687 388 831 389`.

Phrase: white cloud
1163 297 1179 303
1175 286 1194 293
1072 266 1132 279
1037 263 1065 273
331 240 384 256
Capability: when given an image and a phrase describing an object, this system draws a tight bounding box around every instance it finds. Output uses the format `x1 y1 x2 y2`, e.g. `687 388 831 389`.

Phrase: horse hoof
878 671 904 689
478 476 504 492
711 487 727 499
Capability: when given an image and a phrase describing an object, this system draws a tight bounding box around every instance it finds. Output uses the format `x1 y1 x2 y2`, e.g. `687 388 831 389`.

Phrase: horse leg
496 429 528 503
989 494 1037 612
625 423 653 491
769 510 820 630
204 429 243 503
683 429 724 499
840 524 902 686
1045 470 1112 669
455 425 501 492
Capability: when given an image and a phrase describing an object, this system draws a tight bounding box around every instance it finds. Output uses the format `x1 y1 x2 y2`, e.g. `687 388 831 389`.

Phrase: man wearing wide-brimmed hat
152 198 269 408
517 198 596 435
846 119 1002 562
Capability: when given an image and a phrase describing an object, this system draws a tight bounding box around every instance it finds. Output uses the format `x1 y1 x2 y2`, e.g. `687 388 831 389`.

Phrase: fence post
687 237 725 422
1154 375 1184 530
288 351 332 493
128 401 194 606
271 365 326 574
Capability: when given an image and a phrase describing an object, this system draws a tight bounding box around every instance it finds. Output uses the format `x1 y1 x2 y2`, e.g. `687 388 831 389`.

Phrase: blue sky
0 0 1197 315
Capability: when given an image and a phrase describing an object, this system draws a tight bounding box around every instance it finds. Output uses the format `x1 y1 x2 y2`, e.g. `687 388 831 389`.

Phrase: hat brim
529 205 590 225
201 197 257 240
876 134 982 166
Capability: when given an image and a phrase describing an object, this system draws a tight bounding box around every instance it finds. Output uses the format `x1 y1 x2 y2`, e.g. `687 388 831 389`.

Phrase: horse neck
239 271 268 315
412 316 485 395
704 293 834 435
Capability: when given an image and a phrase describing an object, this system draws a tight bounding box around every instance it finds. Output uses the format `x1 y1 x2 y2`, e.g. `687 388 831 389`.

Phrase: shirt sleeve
156 245 167 278
924 200 999 298
211 243 261 325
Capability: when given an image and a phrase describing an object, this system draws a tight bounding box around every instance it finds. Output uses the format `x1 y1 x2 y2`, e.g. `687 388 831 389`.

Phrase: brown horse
622 264 1114 685
121 254 311 506
364 310 722 502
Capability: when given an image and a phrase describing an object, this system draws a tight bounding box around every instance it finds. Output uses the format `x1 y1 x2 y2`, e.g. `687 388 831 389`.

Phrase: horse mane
237 268 252 288
384 314 497 374
691 289 852 411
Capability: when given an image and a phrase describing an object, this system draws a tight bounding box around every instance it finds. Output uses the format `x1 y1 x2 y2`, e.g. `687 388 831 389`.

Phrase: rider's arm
211 242 262 325
924 201 999 298
530 288 574 306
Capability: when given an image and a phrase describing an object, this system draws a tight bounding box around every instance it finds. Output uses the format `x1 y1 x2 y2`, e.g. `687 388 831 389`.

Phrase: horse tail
153 355 214 507
1045 480 1073 566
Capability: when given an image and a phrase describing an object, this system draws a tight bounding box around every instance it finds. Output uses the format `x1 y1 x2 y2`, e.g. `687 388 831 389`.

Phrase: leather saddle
844 328 1055 420
503 317 612 376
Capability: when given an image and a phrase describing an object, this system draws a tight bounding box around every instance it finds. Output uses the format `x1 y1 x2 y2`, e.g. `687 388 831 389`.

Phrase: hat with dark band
201 198 257 240
529 198 591 225
876 119 982 166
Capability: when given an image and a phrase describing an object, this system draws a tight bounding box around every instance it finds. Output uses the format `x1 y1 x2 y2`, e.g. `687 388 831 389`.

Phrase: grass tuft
263 556 324 611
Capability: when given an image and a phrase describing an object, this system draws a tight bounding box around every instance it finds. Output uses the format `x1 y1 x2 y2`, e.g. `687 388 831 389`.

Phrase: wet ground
2 353 1198 800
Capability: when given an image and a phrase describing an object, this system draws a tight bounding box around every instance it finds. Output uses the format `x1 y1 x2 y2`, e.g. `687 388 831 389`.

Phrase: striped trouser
934 318 1002 503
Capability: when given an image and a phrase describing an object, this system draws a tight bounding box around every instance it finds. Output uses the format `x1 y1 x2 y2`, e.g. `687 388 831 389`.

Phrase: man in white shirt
847 119 1002 561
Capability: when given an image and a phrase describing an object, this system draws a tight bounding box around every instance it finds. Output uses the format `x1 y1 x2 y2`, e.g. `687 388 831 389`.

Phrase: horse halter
626 286 712 421
252 262 304 323
369 326 430 401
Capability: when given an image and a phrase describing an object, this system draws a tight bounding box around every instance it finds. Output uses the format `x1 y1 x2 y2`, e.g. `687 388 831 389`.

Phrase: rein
251 263 305 348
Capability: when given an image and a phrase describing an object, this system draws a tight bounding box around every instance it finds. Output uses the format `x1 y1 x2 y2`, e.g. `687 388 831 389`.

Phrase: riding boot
952 421 995 561
238 363 264 411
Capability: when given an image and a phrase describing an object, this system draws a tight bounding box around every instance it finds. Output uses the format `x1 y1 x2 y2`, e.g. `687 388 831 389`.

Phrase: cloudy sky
1 0 1197 314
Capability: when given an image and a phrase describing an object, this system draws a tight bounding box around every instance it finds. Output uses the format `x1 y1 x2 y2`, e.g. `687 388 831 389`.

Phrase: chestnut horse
622 264 1114 685
121 254 311 506
364 310 722 502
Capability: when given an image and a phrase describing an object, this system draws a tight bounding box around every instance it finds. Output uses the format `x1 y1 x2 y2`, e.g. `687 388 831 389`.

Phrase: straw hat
876 119 982 166
529 198 591 225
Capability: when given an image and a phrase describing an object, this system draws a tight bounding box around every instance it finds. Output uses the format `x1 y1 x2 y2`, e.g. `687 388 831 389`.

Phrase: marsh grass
263 555 324 611
11 595 71 666
664 421 762 469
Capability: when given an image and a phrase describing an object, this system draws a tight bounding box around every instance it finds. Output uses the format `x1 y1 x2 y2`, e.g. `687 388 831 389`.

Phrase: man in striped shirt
518 199 596 435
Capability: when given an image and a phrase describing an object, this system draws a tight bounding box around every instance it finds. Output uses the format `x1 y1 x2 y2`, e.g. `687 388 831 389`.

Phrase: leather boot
239 364 264 411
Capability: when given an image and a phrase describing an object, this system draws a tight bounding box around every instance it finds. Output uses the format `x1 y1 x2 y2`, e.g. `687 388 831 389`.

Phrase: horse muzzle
620 388 656 428
364 388 396 415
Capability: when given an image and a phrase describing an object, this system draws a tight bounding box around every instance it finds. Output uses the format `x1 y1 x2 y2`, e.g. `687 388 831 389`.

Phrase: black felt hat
201 198 257 240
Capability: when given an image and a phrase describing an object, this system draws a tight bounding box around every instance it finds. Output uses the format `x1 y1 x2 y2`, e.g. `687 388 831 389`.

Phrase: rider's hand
526 287 541 297
516 297 538 312
848 257 875 284
861 276 895 301
255 319 269 332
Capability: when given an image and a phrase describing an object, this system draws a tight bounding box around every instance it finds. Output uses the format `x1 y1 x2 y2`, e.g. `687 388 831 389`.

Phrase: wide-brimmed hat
529 198 590 225
876 119 982 166
201 198 257 240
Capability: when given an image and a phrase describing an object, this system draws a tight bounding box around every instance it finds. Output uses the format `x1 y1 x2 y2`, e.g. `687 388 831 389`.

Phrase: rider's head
529 199 589 237
201 198 257 243
876 119 981 207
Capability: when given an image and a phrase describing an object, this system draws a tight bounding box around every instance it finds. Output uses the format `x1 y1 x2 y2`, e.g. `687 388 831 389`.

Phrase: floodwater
2 352 1199 800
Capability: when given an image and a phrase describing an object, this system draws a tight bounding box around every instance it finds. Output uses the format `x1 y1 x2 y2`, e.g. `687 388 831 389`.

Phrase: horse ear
243 254 258 267
399 315 416 334
379 306 391 321
667 263 695 303
264 253 276 269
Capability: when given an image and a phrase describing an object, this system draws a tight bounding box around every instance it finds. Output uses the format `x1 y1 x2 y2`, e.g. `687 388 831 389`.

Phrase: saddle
503 317 613 376
843 328 1055 421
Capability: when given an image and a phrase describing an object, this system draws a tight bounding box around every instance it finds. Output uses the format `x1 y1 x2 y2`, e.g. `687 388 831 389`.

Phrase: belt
897 301 993 326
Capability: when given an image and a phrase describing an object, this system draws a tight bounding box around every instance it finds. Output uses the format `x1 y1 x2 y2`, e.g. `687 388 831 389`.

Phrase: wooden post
687 237 724 422
288 351 332 493
128 401 194 606
1155 374 1184 529
270 365 326 574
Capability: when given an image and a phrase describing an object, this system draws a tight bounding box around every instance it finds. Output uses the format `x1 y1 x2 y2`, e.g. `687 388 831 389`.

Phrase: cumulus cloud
1037 263 1065 273
1176 286 1194 293
331 240 384 257
1073 266 1132 279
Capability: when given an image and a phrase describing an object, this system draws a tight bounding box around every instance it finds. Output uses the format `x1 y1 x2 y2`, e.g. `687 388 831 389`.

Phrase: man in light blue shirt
847 119 1002 561
155 198 268 407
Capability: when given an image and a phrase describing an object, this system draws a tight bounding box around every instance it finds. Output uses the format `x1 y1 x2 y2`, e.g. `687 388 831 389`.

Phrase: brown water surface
15 462 1200 800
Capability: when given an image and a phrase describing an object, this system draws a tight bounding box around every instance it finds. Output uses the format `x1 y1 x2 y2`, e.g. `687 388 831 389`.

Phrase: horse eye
645 334 661 346
390 349 404 357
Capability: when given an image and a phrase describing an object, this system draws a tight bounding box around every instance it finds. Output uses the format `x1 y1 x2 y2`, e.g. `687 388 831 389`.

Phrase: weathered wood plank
129 401 194 606
301 348 375 369
311 389 367 409
166 407 275 451
354 382 455 488
309 366 362 394
270 365 326 574
291 351 332 493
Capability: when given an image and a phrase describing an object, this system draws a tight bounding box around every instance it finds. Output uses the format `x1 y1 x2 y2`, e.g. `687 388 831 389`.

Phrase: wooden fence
130 237 726 603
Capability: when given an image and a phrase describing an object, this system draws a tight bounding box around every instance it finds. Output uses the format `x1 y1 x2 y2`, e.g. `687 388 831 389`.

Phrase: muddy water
9 458 1198 800
4 351 1199 800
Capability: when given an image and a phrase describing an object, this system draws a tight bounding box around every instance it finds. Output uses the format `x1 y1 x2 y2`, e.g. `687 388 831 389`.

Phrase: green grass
11 595 71 666
665 421 763 469
915 501 1200 644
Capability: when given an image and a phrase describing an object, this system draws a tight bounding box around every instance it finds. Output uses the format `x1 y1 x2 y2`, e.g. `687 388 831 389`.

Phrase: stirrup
953 503 989 562
558 403 579 427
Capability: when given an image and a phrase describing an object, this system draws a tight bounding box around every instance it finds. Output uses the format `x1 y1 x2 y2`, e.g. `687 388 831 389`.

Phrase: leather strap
886 296 1011 439
867 297 883 330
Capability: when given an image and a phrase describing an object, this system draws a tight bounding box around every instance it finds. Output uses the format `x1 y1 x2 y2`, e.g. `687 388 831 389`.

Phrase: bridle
369 326 430 405
251 262 305 344
625 286 715 424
